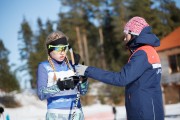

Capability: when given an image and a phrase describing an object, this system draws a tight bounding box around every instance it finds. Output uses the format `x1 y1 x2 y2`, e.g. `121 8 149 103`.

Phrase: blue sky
0 0 60 67
0 0 60 88
0 0 180 88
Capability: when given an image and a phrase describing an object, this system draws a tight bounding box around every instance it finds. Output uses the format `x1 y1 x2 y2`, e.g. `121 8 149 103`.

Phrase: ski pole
71 82 81 120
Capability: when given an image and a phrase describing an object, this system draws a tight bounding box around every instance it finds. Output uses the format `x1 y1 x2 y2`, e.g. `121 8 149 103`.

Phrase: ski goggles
48 45 69 53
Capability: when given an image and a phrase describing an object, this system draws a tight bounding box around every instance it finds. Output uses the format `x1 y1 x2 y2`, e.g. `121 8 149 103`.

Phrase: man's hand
75 64 88 76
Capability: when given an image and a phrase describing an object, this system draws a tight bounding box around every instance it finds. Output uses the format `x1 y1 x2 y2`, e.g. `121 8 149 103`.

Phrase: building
156 27 180 104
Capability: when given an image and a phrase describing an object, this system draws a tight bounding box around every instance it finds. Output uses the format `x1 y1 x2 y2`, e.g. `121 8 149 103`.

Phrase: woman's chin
58 57 65 61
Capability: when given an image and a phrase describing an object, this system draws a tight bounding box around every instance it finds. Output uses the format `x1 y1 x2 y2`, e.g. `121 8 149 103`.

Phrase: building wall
158 47 180 84
163 84 180 104
158 47 180 104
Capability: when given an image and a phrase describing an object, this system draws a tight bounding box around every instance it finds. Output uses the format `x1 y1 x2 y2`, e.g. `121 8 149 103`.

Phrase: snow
1 90 180 120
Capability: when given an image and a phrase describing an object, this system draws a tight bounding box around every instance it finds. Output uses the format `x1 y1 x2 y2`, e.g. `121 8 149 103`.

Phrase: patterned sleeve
37 63 60 100
79 79 89 95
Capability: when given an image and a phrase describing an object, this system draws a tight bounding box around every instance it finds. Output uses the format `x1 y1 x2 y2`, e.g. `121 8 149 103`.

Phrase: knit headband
47 37 68 54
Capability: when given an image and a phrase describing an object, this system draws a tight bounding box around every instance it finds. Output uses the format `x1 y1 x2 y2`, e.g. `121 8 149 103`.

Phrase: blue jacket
85 27 164 120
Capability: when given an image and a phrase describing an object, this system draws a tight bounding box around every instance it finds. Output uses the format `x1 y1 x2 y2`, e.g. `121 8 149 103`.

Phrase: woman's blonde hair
46 31 70 81
46 31 69 46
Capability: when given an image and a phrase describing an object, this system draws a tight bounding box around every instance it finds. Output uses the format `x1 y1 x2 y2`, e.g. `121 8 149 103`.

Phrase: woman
37 31 88 120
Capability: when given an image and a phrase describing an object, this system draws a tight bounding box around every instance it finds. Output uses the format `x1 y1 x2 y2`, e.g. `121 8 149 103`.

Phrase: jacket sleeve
85 50 151 86
37 63 60 100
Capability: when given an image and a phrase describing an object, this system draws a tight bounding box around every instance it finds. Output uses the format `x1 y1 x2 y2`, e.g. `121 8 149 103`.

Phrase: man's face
124 33 132 44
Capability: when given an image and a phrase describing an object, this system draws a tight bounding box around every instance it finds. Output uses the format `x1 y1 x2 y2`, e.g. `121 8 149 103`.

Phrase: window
168 54 180 73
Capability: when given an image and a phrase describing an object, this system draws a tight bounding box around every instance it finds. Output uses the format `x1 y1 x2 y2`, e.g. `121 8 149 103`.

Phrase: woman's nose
60 51 65 54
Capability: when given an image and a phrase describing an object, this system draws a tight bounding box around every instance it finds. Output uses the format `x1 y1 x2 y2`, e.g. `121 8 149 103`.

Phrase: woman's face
124 33 132 44
49 45 68 62
50 50 67 62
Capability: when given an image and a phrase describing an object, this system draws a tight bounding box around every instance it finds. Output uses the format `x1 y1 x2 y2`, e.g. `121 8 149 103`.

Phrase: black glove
68 45 81 65
57 78 75 90
57 79 64 91
63 77 75 90
63 78 75 90
71 75 87 83
80 76 88 83
73 52 80 65
71 76 80 85
0 106 4 114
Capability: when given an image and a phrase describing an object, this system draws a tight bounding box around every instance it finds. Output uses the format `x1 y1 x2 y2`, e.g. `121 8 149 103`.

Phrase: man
75 16 164 120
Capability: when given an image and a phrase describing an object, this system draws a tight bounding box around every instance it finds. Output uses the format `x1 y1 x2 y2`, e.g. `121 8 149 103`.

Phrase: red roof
156 27 180 52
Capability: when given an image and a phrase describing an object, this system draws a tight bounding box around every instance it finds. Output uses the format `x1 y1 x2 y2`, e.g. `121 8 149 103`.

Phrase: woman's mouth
59 56 65 59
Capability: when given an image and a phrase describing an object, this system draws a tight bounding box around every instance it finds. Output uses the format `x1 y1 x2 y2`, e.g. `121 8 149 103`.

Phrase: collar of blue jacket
127 26 160 50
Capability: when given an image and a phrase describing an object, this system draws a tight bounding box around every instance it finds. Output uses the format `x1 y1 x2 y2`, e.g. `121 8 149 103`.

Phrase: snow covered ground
1 90 180 120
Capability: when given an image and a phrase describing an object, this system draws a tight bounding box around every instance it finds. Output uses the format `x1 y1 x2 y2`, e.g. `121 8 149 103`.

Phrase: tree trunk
75 27 84 61
99 28 106 69
82 29 89 65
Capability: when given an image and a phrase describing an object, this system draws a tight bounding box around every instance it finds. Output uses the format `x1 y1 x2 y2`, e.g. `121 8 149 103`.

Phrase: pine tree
29 18 54 88
18 18 34 88
58 1 103 67
112 0 129 68
0 40 19 92
98 0 127 104
126 0 180 39
156 0 180 38
125 0 164 37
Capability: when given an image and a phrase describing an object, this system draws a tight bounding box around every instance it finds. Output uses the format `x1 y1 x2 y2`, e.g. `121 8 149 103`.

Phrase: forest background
0 0 180 105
